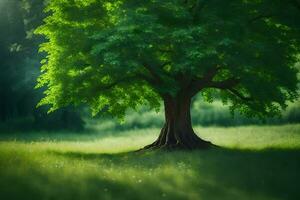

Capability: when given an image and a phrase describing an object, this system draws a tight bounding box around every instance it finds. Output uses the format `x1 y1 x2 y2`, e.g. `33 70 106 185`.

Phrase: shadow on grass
49 147 300 200
0 171 142 200
1 147 299 200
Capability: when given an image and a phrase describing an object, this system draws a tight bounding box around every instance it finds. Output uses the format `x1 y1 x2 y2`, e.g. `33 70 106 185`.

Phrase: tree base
138 95 218 151
141 133 215 151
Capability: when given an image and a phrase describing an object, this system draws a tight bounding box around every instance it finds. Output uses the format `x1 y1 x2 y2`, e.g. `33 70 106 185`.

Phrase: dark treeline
0 0 84 132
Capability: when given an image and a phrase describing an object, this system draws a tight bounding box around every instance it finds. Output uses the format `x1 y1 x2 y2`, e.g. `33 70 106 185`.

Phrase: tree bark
143 94 213 150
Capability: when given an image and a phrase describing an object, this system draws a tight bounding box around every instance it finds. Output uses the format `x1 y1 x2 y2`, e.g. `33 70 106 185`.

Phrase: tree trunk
143 95 213 150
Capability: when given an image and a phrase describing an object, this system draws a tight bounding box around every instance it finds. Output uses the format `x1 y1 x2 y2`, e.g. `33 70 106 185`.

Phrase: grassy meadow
0 124 300 200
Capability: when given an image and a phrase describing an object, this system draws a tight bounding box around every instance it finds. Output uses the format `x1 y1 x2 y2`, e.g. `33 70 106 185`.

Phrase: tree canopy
36 0 300 120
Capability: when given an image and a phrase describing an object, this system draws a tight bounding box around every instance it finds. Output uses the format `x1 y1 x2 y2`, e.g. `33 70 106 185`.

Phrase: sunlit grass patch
0 124 300 200
197 124 300 150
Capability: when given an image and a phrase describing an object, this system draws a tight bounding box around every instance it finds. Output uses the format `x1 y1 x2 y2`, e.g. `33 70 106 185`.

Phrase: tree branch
192 72 253 102
188 67 221 96
142 62 174 84
209 79 254 102
228 88 253 101
142 63 163 84
187 65 245 98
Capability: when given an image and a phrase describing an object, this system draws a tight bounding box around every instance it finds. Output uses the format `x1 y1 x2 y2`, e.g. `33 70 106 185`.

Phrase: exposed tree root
139 129 217 151
141 140 214 151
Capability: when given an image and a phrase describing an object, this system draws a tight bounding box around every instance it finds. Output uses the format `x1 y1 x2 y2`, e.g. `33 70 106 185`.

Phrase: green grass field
1 124 300 200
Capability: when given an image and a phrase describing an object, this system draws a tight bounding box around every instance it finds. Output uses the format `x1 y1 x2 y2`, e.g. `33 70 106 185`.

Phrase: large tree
36 0 299 149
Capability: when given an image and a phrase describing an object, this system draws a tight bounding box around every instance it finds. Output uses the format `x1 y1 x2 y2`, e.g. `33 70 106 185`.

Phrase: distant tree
0 0 84 131
36 0 299 149
0 0 28 120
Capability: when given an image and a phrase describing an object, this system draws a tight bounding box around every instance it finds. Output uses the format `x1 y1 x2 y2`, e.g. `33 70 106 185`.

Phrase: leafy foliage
36 0 300 119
